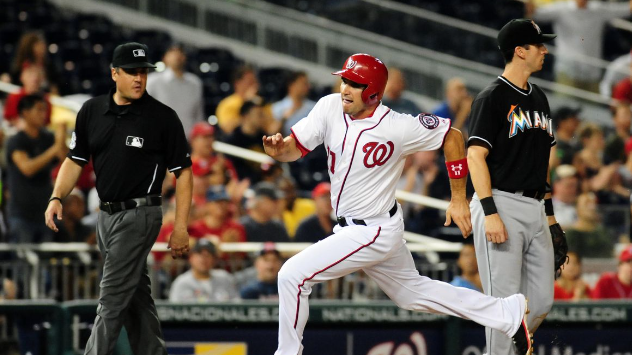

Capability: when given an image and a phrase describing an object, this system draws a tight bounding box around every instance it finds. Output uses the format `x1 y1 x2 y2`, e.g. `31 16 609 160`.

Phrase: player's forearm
51 158 84 199
545 165 558 226
443 128 467 200
467 147 493 199
173 167 193 231
545 165 552 200
443 128 466 162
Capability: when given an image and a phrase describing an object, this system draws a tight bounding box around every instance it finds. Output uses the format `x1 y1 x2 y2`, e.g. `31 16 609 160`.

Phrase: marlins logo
507 105 553 138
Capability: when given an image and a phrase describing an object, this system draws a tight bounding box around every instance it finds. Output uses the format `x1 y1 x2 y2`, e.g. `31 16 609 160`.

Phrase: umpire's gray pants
85 206 167 355
471 190 554 355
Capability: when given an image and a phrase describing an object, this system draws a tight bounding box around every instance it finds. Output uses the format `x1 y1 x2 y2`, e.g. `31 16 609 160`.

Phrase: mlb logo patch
126 136 144 148
132 49 146 57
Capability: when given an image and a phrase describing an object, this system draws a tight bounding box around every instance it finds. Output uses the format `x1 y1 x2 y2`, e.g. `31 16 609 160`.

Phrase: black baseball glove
550 223 569 278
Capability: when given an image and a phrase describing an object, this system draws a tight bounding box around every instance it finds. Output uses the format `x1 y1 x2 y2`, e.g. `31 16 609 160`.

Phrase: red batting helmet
332 53 388 106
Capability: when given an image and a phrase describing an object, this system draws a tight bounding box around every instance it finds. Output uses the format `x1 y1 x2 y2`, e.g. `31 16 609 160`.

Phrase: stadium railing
49 0 613 125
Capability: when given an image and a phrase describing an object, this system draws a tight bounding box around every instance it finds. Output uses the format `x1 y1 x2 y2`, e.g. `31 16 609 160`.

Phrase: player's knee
277 262 297 284
392 298 417 311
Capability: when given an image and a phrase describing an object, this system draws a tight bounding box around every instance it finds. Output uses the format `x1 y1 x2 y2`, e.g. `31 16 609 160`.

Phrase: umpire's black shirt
68 88 191 202
467 76 555 191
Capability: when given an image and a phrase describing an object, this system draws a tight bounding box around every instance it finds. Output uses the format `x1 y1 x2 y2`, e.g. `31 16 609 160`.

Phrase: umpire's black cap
497 19 556 53
111 42 157 69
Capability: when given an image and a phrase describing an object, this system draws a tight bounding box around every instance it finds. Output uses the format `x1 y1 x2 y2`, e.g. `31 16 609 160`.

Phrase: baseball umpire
44 42 193 355
468 19 568 355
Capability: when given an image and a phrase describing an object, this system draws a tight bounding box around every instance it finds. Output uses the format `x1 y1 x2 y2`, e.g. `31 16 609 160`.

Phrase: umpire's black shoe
512 295 533 355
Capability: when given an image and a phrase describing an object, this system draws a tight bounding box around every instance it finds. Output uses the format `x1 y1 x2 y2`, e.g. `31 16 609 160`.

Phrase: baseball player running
263 53 533 355
468 19 567 355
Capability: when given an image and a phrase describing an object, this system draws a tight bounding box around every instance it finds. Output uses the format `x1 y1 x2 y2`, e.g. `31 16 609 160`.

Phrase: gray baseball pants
84 205 167 355
471 189 554 355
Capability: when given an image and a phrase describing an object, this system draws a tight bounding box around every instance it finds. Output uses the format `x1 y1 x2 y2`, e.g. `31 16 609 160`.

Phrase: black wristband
480 196 498 216
544 198 554 216
48 197 62 204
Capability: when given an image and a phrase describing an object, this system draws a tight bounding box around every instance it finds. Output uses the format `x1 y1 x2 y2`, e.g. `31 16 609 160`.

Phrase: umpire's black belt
337 201 398 227
100 195 162 215
496 188 546 201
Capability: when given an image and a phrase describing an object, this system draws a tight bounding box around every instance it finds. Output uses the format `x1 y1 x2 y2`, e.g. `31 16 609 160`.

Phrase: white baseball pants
275 203 525 355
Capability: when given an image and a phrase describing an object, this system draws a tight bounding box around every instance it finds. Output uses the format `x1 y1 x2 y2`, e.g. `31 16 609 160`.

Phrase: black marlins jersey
467 76 555 191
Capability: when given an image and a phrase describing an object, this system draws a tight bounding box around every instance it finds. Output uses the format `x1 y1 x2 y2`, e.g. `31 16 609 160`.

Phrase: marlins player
263 53 533 355
468 19 565 355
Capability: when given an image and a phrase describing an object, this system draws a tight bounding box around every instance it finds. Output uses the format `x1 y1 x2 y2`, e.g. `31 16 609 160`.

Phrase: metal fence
0 247 459 302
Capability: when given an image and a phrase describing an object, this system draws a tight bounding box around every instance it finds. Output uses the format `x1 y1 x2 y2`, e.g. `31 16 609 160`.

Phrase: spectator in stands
0 278 17 300
147 44 205 138
600 50 631 100
618 137 632 190
188 121 239 186
565 192 614 258
397 155 423 222
577 123 620 193
295 182 335 243
189 159 212 220
553 251 592 301
550 107 581 168
526 0 632 92
3 65 52 125
551 165 579 229
278 176 315 239
604 103 632 164
410 150 451 236
592 245 632 299
612 61 632 105
225 101 268 183
169 239 238 302
189 185 247 270
240 243 283 300
53 188 95 244
331 77 342 94
271 71 315 136
381 68 421 115
216 65 261 135
10 31 59 94
450 242 482 292
240 182 290 243
6 94 66 243
432 77 472 130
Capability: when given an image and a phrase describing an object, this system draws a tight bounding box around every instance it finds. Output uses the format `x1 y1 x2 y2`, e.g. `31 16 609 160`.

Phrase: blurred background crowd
0 0 631 312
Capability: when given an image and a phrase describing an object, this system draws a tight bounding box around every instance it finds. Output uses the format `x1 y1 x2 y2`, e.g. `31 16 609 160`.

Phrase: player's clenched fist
484 213 508 244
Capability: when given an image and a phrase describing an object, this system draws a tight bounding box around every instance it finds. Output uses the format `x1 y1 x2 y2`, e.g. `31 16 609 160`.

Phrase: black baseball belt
337 200 398 227
100 195 162 215
495 188 546 201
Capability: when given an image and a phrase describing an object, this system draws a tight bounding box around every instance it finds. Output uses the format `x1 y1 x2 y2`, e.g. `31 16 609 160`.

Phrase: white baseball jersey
291 94 451 219
277 95 527 355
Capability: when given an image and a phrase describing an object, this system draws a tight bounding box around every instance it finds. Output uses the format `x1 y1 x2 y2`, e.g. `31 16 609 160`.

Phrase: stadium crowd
0 0 631 305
